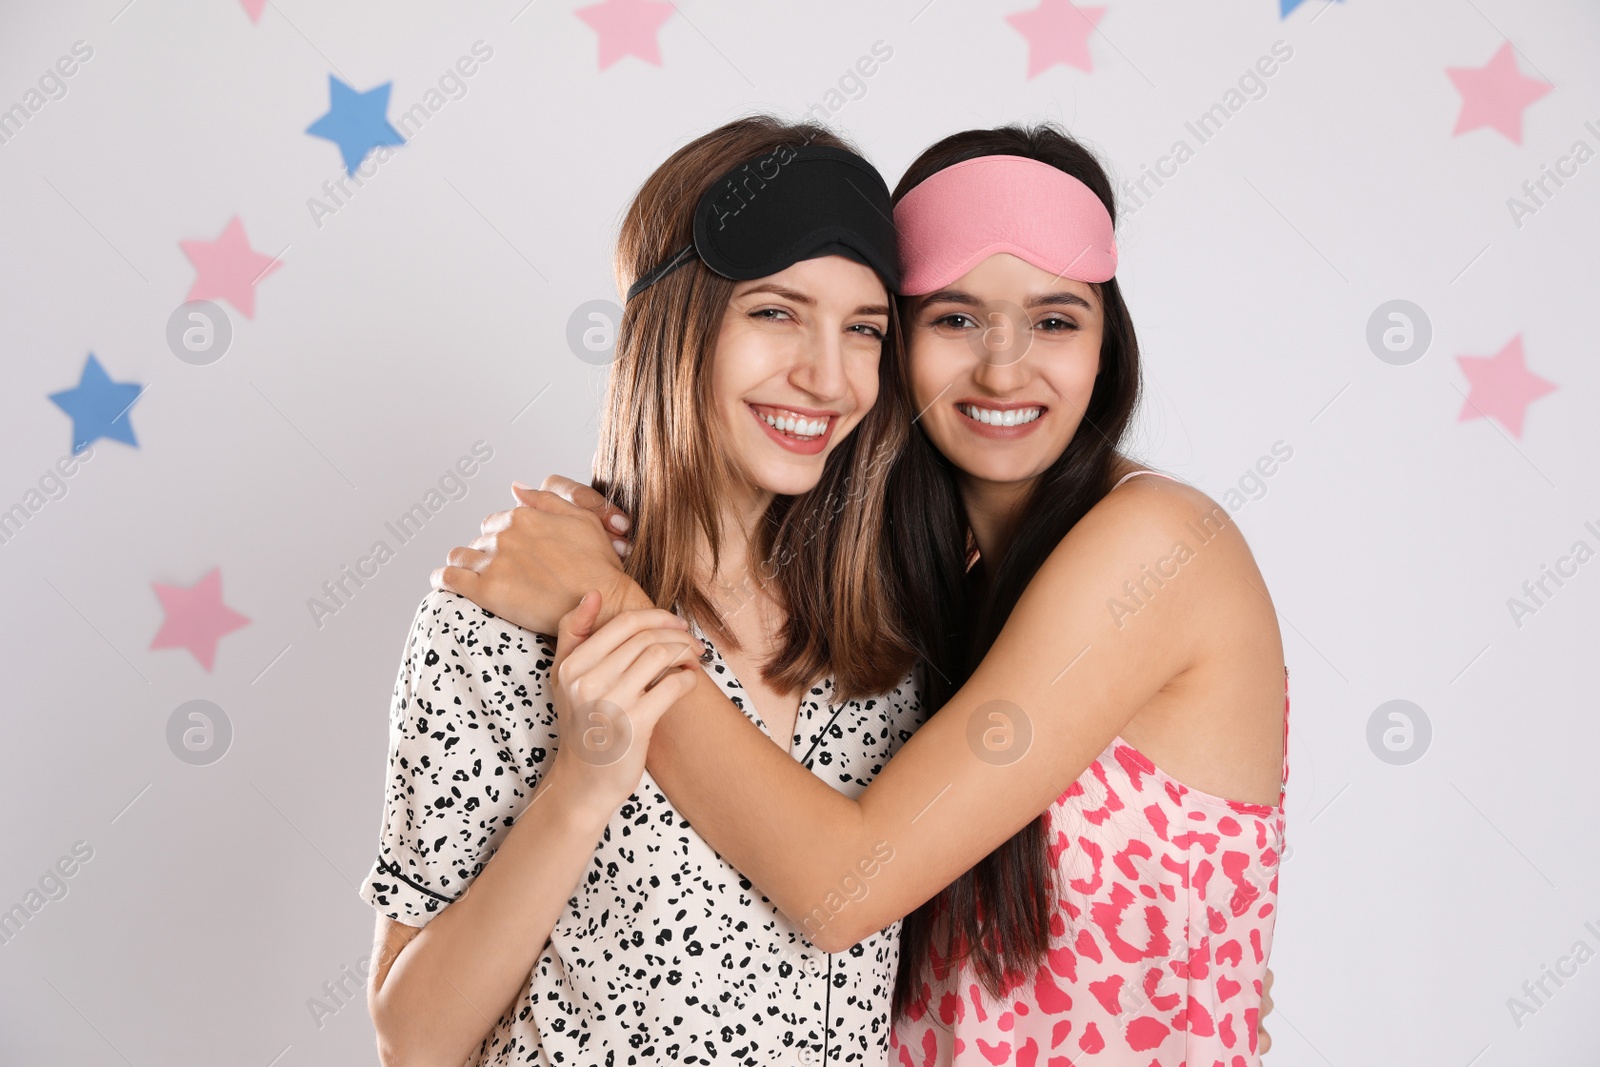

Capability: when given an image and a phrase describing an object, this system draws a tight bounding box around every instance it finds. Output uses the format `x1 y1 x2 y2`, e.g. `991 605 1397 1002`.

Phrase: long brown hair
592 115 917 701
888 124 1145 1018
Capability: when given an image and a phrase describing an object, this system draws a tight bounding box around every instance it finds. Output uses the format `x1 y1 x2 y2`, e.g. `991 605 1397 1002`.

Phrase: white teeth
758 409 829 438
959 404 1041 427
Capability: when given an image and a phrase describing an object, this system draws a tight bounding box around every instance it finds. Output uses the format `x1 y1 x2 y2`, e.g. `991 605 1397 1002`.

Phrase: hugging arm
450 476 1203 950
439 475 1276 1039
640 484 1205 950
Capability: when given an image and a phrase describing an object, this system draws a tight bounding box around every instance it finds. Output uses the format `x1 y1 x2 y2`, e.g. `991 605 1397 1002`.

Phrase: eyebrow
1025 291 1094 311
919 288 1095 312
739 282 889 317
740 283 814 305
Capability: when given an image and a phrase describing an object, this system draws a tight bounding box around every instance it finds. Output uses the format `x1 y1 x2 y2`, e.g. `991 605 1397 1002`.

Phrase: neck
961 454 1135 587
959 472 1037 578
691 477 775 614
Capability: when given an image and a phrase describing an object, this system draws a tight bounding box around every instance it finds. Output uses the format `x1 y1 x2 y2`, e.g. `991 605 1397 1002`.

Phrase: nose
790 322 849 402
969 311 1031 394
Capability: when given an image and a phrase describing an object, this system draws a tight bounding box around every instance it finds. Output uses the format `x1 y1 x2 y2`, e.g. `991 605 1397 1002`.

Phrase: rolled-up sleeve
359 590 558 926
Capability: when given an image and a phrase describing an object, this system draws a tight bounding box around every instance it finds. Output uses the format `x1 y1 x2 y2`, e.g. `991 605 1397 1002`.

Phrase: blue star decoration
305 76 406 175
49 353 144 454
1281 0 1342 16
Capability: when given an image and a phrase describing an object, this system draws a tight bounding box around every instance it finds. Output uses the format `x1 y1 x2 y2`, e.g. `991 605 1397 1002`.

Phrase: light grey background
2 0 1597 1063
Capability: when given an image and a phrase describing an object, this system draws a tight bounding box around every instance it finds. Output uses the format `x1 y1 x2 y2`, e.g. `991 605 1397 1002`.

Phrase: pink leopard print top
892 469 1289 1067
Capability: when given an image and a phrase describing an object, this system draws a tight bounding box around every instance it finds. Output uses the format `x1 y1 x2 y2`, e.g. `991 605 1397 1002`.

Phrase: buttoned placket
679 611 836 1059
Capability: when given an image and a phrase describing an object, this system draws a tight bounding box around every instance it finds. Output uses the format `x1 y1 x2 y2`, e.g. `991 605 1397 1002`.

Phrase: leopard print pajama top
360 590 926 1066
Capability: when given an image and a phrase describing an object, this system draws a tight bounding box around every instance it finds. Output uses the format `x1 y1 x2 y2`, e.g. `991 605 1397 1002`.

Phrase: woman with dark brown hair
359 115 926 1067
448 122 1286 1065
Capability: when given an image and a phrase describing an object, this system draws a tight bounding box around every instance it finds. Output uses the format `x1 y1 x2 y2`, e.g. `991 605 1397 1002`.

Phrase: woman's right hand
537 474 634 553
432 484 633 635
548 592 704 814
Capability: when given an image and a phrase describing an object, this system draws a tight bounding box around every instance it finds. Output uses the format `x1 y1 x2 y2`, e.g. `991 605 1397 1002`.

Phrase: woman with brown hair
360 116 925 1067
447 122 1286 1065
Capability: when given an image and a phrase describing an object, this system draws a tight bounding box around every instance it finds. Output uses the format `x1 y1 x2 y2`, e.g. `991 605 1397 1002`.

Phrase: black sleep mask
625 143 900 301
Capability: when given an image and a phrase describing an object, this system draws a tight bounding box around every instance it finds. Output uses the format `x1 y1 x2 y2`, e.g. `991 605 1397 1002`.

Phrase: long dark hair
888 124 1144 1019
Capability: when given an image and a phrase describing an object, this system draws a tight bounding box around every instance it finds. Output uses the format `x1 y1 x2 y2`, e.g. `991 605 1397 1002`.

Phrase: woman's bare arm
439 475 1279 1038
643 480 1238 951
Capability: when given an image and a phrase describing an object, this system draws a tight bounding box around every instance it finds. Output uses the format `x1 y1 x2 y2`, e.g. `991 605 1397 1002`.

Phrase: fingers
552 603 700 768
499 486 629 553
538 474 633 537
556 600 689 682
616 664 698 733
564 627 701 713
562 630 702 717
510 484 585 517
431 565 478 599
611 631 704 695
515 484 630 542
552 591 605 672
1259 968 1274 1054
538 473 592 503
445 545 489 571
560 476 632 536
558 606 691 682
558 590 604 646
539 474 608 511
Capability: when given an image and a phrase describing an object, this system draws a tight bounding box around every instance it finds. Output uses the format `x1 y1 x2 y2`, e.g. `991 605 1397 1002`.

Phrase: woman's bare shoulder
1064 469 1272 634
1096 469 1256 559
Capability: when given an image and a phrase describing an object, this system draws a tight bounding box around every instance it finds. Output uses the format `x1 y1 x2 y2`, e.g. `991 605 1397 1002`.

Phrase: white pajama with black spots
361 590 926 1066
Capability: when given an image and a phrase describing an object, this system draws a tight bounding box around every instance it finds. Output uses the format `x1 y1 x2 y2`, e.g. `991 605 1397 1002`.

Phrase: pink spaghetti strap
1281 665 1291 805
1111 467 1184 491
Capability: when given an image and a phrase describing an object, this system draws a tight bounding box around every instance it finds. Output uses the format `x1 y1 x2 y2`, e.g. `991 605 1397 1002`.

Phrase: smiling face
907 252 1105 492
709 255 891 501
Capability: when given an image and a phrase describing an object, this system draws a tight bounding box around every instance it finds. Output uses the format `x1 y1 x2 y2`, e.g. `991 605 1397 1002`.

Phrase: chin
752 465 828 498
946 448 1046 487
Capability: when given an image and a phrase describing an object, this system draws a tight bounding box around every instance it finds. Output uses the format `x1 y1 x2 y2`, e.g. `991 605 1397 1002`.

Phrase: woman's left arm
643 480 1231 951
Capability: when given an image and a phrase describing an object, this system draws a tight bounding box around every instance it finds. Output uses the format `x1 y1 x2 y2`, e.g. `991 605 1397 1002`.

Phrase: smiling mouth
749 403 835 442
956 403 1045 427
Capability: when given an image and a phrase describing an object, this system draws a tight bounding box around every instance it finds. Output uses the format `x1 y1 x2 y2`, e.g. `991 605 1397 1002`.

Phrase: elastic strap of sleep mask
625 245 699 301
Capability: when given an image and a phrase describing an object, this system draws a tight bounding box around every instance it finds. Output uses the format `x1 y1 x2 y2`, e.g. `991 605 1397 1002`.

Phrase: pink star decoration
238 0 267 24
1456 334 1557 439
1006 0 1105 78
179 215 283 320
575 0 676 70
1445 41 1552 145
150 568 251 672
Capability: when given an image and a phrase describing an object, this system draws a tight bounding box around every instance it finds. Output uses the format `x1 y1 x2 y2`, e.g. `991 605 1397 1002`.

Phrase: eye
750 306 794 322
930 312 978 329
848 322 886 340
1036 316 1079 332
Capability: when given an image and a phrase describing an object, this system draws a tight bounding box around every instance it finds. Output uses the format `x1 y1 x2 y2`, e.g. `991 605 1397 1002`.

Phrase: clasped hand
431 477 1277 1056
432 479 688 811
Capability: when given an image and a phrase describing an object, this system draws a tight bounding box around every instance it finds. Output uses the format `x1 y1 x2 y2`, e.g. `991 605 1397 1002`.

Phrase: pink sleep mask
894 154 1117 295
